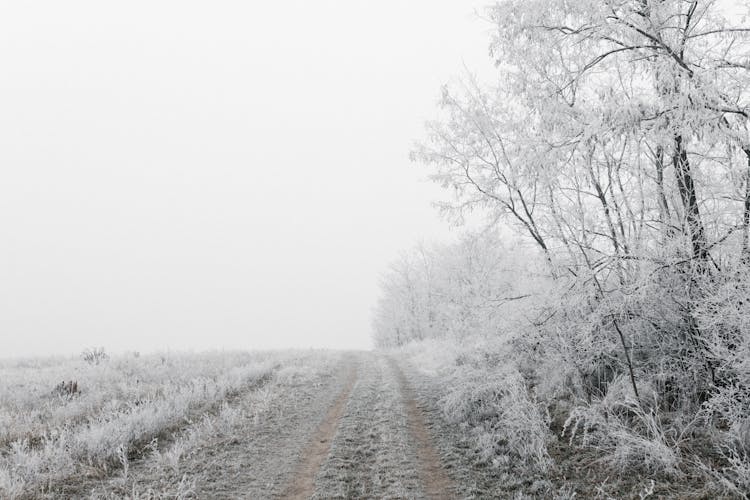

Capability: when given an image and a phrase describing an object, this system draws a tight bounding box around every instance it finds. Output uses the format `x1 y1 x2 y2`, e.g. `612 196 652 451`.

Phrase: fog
0 1 492 357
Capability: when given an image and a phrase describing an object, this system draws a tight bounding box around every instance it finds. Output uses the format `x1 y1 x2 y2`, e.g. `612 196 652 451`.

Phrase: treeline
372 230 547 347
375 1 750 496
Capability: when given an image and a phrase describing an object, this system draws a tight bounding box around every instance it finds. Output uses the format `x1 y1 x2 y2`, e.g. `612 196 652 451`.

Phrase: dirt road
297 353 456 500
82 351 457 499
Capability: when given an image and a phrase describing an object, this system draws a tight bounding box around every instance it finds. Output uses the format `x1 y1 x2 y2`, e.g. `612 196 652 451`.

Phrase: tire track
279 358 359 499
312 354 423 499
389 357 456 500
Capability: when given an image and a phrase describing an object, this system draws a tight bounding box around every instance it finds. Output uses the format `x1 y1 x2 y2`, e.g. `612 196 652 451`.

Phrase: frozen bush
403 337 552 471
442 365 551 470
82 347 109 365
564 378 683 476
52 380 79 398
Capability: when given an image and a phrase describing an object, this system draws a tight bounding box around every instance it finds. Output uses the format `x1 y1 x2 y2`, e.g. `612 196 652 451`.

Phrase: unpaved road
282 352 456 499
83 351 458 499
304 353 455 500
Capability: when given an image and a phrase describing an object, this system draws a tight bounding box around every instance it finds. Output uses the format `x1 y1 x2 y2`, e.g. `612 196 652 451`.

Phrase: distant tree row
372 230 546 348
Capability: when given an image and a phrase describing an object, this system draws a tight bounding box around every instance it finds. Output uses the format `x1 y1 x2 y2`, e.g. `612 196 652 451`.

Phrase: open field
0 349 343 498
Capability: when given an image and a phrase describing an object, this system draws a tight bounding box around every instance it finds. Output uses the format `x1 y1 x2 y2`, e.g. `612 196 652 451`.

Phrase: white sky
0 0 494 357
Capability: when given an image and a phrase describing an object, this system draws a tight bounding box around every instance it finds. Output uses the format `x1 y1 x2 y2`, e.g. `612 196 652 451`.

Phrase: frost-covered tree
403 1 750 490
414 0 750 389
416 0 750 275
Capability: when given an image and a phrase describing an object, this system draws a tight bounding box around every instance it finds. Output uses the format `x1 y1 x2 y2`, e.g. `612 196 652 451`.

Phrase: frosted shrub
52 380 79 398
81 347 109 365
564 379 682 476
410 337 553 471
399 338 464 377
697 266 750 415
442 365 551 470
713 445 750 499
702 385 750 497
690 265 750 494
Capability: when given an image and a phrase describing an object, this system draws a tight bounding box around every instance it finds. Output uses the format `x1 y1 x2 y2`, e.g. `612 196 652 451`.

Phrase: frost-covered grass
396 337 732 498
563 387 684 476
312 354 424 499
400 337 552 472
89 350 344 499
0 349 329 499
0 351 259 448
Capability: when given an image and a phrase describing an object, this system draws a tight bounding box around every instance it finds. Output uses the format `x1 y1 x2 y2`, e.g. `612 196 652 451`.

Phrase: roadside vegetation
0 349 339 499
375 1 750 497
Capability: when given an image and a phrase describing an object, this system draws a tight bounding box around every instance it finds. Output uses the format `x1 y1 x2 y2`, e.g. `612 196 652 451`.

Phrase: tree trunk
655 145 672 233
672 135 710 263
743 149 750 264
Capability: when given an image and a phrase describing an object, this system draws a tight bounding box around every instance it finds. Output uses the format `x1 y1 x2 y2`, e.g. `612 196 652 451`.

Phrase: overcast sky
0 1 494 357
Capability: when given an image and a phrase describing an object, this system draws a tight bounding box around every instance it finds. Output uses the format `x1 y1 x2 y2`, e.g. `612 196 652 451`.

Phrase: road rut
309 353 456 499
280 360 359 499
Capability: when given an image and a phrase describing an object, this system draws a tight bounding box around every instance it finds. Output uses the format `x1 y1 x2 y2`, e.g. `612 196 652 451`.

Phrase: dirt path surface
279 360 359 499
172 355 357 499
81 351 458 499
389 357 456 500
310 353 456 499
